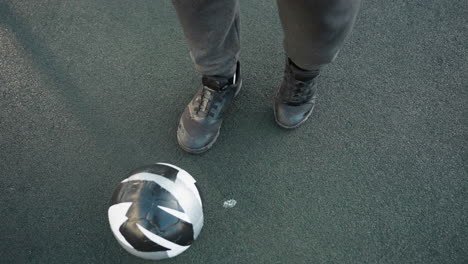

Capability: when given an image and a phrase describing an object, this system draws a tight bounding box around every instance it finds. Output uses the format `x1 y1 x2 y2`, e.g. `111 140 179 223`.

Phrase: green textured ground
0 0 467 263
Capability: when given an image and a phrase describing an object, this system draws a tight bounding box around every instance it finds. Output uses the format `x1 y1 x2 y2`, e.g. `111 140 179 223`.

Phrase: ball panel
108 202 134 249
143 204 194 246
110 180 183 211
120 220 170 252
110 180 195 247
127 164 178 182
153 219 194 246
125 173 202 228
136 224 191 259
146 203 180 230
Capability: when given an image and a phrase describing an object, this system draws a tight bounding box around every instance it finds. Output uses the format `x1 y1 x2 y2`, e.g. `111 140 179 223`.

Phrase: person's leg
172 0 243 154
171 0 240 77
274 0 361 128
277 0 361 71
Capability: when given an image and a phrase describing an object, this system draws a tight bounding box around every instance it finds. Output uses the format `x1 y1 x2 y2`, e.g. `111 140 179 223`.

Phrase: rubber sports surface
1 0 466 263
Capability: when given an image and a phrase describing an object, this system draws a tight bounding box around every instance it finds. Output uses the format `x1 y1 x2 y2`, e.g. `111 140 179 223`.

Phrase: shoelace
195 86 217 117
289 79 315 103
194 73 236 117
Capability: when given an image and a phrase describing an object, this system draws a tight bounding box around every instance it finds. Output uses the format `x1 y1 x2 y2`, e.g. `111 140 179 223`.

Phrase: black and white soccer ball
108 163 203 260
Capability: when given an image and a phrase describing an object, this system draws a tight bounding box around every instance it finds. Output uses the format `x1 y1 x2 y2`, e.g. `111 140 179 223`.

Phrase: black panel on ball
127 164 178 182
110 180 195 250
120 220 170 252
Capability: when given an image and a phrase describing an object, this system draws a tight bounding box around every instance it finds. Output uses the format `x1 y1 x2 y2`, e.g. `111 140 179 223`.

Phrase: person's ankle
288 58 320 81
203 62 238 87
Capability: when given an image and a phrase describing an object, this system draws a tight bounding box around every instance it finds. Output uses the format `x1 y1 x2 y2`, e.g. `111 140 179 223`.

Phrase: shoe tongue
202 75 232 90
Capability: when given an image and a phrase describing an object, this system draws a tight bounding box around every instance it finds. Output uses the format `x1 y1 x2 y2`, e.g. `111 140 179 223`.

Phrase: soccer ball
108 163 204 260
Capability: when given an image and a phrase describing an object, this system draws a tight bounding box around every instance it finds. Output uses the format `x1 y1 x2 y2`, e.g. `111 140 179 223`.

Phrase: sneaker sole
177 126 221 154
177 80 242 154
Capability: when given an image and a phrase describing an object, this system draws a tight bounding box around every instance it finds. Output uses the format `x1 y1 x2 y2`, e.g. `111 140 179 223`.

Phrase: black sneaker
274 58 320 129
177 61 242 154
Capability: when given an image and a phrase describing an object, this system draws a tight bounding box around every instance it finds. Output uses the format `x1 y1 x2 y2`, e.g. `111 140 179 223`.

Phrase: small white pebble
223 199 237 208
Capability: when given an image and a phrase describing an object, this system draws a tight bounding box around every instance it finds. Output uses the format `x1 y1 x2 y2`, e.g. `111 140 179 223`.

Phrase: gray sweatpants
171 0 361 77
